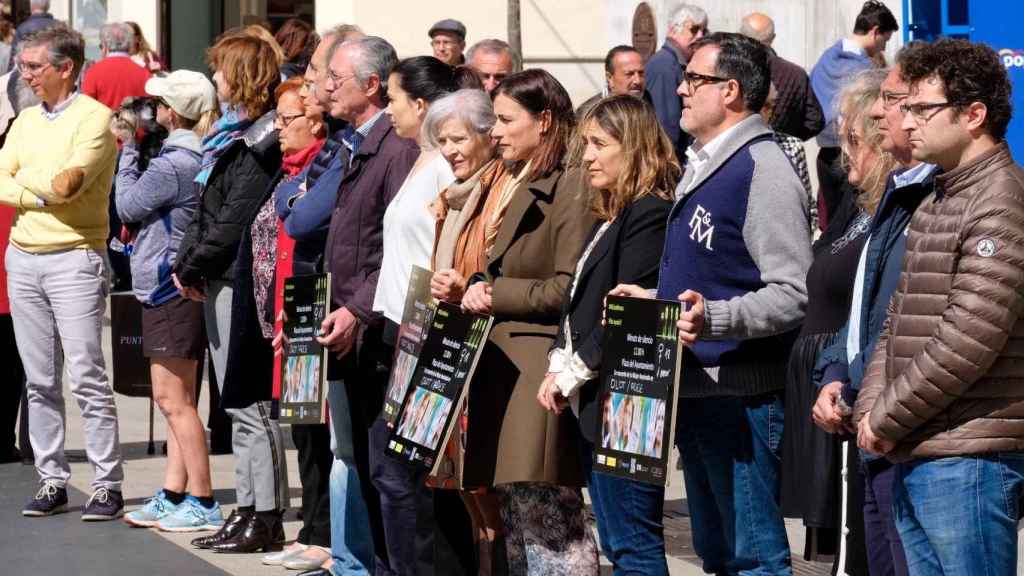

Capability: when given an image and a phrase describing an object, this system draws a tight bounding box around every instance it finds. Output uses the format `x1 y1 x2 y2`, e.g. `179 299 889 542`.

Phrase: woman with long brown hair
459 69 599 574
538 94 677 574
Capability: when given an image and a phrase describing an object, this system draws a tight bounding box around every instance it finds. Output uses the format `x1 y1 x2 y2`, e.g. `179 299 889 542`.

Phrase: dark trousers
368 412 475 576
863 460 908 576
293 422 332 547
0 314 24 455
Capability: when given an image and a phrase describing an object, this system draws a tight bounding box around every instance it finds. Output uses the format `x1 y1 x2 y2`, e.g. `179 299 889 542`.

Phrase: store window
73 0 107 62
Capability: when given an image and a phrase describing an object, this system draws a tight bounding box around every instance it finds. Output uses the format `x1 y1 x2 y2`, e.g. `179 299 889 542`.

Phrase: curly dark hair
899 38 1012 140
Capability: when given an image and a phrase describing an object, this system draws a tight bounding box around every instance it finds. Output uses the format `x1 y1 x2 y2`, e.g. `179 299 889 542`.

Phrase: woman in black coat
172 34 288 552
537 95 678 575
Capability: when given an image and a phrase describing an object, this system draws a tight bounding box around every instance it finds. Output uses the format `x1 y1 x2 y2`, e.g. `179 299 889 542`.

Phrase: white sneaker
282 546 332 571
262 542 307 566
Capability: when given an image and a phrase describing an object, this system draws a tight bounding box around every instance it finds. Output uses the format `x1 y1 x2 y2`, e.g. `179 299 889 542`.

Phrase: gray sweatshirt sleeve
115 146 181 224
702 141 812 340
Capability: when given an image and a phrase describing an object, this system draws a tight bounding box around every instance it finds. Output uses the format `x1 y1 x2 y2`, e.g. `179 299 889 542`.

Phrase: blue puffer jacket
115 129 202 306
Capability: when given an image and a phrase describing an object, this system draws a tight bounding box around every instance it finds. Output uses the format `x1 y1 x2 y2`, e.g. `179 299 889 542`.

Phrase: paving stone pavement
3 309 1018 575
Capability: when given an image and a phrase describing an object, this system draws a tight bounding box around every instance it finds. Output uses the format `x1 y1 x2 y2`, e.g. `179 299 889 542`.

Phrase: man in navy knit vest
614 32 811 574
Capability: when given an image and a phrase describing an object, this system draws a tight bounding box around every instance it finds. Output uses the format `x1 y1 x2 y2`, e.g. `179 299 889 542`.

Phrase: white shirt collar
842 37 866 56
41 91 79 121
893 162 937 189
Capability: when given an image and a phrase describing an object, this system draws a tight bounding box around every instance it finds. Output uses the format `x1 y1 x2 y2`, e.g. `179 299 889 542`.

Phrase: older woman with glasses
780 68 895 565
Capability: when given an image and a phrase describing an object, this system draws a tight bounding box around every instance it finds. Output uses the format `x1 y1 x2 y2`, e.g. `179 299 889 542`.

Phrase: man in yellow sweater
0 25 125 521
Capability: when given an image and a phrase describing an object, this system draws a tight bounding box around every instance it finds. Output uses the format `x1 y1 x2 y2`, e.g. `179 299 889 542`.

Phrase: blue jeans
676 393 791 576
328 379 374 575
587 461 668 575
893 454 1024 576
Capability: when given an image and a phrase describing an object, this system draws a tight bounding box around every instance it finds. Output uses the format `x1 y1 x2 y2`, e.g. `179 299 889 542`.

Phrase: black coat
552 194 672 443
175 112 282 287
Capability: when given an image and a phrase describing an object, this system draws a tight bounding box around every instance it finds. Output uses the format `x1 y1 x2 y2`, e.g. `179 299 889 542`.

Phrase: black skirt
780 331 841 548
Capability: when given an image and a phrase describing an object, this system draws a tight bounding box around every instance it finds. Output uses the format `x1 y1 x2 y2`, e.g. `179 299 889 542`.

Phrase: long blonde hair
575 95 680 221
838 69 895 214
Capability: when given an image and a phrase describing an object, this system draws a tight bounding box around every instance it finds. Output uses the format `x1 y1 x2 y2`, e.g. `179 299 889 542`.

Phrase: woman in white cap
113 69 225 532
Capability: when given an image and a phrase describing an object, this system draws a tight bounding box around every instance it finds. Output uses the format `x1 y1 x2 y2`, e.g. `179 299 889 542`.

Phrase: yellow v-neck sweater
0 93 116 252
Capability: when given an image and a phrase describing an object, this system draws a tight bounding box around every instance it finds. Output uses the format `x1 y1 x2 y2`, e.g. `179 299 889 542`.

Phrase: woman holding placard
458 69 599 575
538 94 679 575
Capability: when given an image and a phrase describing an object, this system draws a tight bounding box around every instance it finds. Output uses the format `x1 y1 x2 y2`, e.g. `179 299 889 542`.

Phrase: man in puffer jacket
854 38 1024 574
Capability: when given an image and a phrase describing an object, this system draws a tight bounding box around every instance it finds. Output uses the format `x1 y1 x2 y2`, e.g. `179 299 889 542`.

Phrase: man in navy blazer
644 4 707 163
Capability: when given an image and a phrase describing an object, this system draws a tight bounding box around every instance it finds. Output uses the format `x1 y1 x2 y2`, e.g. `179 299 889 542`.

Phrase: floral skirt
496 482 599 576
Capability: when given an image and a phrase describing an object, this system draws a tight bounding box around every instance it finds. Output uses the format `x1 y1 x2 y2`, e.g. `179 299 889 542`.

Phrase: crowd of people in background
0 0 1023 575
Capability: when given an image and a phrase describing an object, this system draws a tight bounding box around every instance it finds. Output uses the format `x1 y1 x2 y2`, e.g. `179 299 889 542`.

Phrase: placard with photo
594 295 682 486
386 301 492 474
278 274 331 424
382 265 437 426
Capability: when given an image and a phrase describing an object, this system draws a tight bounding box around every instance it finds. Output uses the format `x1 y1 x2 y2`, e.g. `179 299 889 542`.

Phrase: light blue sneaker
124 491 177 528
157 496 225 533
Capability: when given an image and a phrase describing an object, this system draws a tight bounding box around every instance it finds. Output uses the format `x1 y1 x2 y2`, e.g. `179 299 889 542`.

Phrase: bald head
740 12 775 46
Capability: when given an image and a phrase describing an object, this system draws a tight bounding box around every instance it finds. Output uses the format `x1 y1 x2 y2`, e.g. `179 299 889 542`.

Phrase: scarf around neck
195 106 252 186
282 138 326 178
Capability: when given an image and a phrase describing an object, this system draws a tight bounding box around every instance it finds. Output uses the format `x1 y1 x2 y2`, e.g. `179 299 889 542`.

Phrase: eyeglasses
274 112 305 129
326 67 356 89
681 70 729 93
899 101 960 123
16 59 53 76
881 90 909 110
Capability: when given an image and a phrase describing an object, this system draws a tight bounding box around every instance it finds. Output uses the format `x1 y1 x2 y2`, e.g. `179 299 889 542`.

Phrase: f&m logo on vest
688 204 714 251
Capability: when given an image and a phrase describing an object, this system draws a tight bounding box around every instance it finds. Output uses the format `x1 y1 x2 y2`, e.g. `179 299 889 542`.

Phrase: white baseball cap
144 70 218 121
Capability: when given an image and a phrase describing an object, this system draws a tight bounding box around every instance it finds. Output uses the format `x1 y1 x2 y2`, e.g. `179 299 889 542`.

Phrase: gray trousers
205 280 288 511
6 245 124 490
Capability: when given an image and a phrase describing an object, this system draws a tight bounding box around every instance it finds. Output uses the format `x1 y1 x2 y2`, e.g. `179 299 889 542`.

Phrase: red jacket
0 206 13 314
82 55 151 111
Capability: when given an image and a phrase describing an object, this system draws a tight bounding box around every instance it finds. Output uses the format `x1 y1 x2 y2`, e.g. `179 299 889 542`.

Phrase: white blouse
373 150 455 324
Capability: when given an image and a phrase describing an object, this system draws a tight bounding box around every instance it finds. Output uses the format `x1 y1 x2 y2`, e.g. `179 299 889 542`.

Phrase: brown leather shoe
210 513 283 554
191 508 251 549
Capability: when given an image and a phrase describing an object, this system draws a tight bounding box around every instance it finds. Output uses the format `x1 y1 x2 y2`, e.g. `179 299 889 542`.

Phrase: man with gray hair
82 22 150 110
14 0 56 45
0 25 123 521
645 3 707 162
740 12 824 140
467 38 516 93
312 35 419 575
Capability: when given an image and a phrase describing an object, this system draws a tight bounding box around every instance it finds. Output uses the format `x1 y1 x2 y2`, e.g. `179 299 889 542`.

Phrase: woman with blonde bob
173 33 289 554
537 94 677 574
780 68 896 565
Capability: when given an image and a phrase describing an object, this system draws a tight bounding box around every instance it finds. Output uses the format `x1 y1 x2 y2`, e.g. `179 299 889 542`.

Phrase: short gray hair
321 23 363 43
669 4 708 34
21 24 84 78
328 36 398 101
466 38 514 64
422 89 496 150
100 22 134 53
